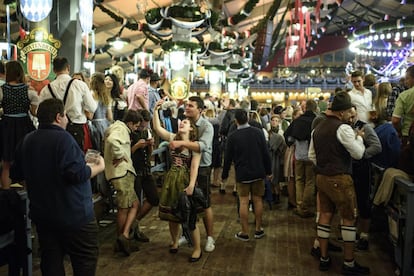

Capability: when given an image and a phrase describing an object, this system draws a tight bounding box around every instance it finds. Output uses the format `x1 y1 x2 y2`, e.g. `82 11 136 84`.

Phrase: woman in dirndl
0 60 38 189
152 98 203 262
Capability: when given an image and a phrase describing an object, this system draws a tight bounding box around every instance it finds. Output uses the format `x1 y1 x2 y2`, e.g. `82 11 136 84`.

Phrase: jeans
37 220 99 276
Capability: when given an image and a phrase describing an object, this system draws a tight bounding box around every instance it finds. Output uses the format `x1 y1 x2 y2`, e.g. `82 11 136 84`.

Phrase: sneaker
254 229 265 239
134 230 150 243
356 238 369 251
205 236 215 252
178 235 189 247
219 189 226 194
319 257 332 271
342 261 370 275
235 232 250 242
311 247 321 258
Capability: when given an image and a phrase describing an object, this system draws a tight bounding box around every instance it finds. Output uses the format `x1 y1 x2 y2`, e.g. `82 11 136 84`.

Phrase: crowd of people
1 57 413 275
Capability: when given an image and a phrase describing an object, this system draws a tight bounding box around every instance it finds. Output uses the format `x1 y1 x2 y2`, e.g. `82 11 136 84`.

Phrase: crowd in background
1 58 414 275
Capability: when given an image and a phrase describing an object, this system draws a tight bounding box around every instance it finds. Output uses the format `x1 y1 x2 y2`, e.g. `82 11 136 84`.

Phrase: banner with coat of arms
17 27 61 82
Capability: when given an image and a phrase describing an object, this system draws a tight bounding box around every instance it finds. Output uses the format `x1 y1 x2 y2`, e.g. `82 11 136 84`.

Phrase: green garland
161 41 201 52
251 0 283 34
232 48 244 57
231 0 259 24
145 8 162 25
221 0 259 26
145 6 209 24
208 41 221 51
204 64 227 71
269 7 289 59
229 63 243 70
169 6 204 21
96 4 139 30
0 2 17 25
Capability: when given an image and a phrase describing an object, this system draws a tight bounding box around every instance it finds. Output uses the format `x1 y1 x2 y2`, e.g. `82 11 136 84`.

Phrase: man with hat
127 68 151 111
308 92 369 274
148 72 161 118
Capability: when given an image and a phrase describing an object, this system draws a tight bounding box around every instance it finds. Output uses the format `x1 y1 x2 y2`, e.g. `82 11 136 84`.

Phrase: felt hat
330 92 352 111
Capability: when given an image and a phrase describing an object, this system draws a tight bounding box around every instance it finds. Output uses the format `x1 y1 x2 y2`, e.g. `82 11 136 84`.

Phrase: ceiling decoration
284 1 341 65
349 15 414 79
1 0 414 74
19 0 52 22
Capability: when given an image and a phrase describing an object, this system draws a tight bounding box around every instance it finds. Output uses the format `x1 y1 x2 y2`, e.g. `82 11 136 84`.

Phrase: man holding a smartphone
130 109 159 243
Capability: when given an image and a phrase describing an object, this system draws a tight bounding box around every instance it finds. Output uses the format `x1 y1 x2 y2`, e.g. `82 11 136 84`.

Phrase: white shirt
39 74 97 124
348 88 372 123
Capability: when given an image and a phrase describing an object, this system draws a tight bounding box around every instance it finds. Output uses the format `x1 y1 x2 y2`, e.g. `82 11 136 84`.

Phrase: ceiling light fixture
107 37 130 50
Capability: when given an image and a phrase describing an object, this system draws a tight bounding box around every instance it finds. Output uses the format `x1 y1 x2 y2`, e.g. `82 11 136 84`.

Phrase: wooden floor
6 175 398 276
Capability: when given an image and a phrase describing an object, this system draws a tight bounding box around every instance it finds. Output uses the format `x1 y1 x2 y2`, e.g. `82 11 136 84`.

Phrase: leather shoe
169 247 178 254
116 235 130 256
189 252 202 263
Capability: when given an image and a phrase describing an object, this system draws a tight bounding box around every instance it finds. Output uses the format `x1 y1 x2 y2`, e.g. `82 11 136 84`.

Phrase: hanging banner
79 0 94 33
17 27 61 82
20 0 53 22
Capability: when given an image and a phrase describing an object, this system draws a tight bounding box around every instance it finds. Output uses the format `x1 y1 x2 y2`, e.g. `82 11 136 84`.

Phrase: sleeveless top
170 149 192 168
2 83 30 115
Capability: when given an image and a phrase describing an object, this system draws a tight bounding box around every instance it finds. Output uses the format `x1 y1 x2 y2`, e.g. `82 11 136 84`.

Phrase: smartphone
354 120 365 129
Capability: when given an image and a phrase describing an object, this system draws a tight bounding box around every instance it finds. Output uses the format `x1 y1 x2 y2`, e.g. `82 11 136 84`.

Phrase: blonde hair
375 83 391 110
249 111 261 123
110 65 124 85
90 72 111 106
204 108 215 118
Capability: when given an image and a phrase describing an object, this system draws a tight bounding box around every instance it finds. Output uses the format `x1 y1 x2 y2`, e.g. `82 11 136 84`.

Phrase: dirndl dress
89 101 110 152
0 83 35 161
159 149 191 222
